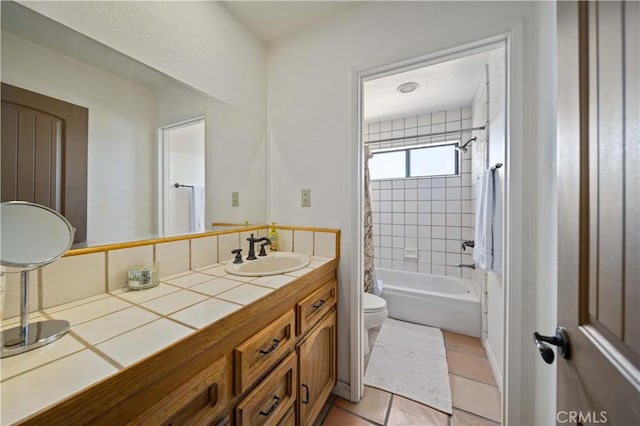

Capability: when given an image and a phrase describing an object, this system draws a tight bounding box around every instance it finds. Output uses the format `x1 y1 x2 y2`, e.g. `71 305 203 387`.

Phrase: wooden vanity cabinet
297 309 337 426
19 261 338 426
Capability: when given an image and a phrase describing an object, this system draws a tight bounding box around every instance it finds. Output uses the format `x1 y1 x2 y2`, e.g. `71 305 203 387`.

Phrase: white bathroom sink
225 252 310 277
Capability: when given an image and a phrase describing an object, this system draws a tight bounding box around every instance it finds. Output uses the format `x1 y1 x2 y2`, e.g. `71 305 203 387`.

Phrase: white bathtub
377 268 481 337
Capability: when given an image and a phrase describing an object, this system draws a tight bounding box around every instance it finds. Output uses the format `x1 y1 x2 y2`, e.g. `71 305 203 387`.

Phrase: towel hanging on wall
473 167 502 274
191 186 205 232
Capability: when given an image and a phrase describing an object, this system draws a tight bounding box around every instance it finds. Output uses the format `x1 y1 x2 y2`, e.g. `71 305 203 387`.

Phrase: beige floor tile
334 386 391 424
449 375 501 423
451 408 500 425
322 407 376 425
387 395 449 426
447 350 497 386
444 331 486 358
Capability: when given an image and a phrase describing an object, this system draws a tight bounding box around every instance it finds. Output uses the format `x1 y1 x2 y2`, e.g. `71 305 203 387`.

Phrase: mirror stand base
1 320 70 358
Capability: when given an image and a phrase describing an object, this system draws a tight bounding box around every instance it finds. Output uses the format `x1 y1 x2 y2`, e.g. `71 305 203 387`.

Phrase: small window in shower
369 150 406 179
370 142 459 180
409 144 458 177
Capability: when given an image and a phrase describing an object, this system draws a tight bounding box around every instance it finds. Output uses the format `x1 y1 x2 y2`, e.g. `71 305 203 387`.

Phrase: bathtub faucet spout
458 263 476 270
461 240 475 251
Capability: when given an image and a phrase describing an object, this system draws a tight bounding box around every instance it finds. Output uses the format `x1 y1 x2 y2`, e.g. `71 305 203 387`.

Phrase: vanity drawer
296 280 337 335
235 351 297 426
235 310 295 394
131 353 232 425
278 407 295 426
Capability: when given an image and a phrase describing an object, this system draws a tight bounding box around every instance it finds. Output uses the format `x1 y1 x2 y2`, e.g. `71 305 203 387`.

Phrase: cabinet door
297 309 336 426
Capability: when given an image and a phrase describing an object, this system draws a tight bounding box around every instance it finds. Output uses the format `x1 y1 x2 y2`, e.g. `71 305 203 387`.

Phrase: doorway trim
158 116 206 235
351 20 525 424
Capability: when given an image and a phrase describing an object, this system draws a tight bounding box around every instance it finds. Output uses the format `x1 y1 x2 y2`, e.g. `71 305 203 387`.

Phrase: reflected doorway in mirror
161 118 206 235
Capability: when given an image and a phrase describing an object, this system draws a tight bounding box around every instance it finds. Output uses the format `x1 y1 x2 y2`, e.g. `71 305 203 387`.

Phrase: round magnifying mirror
1 201 75 357
1 201 74 271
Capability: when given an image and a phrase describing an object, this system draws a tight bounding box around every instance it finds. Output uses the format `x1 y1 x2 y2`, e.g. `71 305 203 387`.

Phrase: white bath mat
364 318 452 414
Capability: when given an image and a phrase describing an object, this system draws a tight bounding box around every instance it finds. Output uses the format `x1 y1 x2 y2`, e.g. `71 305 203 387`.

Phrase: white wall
19 0 267 120
2 31 156 244
155 82 266 227
268 1 557 423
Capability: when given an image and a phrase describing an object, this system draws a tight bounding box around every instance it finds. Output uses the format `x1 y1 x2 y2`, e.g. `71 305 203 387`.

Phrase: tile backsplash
41 253 106 308
365 107 475 278
1 227 339 319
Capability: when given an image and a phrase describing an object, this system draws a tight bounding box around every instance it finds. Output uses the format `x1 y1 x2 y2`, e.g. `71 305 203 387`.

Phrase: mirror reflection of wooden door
557 1 639 424
1 102 62 210
1 83 88 243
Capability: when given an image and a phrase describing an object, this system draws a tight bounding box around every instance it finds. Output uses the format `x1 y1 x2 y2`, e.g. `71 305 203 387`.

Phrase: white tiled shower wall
365 107 476 279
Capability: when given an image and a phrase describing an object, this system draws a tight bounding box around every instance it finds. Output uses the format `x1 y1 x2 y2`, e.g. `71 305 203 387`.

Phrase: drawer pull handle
259 339 280 355
259 395 280 416
312 300 326 309
301 384 310 404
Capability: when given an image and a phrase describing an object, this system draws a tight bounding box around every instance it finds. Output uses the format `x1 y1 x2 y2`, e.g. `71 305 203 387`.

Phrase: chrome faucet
458 263 476 270
246 234 271 260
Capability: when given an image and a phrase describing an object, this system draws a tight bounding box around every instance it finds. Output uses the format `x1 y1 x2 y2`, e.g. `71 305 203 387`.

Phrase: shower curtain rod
364 125 486 145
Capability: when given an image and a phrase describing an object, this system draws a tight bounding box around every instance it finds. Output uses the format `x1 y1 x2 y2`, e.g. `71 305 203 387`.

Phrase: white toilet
363 292 388 355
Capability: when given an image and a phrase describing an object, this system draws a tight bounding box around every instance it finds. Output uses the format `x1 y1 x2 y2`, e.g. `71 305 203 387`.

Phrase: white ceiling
222 1 366 44
221 1 498 123
364 51 497 123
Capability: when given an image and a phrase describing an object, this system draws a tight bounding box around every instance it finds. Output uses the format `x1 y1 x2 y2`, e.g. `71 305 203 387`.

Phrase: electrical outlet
301 189 311 207
232 192 239 207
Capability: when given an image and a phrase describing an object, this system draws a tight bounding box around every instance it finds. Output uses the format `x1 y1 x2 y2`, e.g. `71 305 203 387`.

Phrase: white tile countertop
0 255 334 425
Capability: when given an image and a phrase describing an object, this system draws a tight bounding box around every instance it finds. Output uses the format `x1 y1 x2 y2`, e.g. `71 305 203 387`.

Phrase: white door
161 118 205 235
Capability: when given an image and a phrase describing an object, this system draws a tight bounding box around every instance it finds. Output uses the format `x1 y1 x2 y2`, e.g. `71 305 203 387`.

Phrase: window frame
369 140 460 180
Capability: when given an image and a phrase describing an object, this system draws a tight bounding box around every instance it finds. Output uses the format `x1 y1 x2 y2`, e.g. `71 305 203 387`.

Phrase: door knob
533 326 571 364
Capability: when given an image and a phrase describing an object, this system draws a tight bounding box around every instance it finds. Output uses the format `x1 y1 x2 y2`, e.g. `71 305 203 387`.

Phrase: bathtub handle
312 299 326 309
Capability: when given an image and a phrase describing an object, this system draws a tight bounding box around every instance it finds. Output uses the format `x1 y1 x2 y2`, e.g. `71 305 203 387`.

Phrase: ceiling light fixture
397 81 419 93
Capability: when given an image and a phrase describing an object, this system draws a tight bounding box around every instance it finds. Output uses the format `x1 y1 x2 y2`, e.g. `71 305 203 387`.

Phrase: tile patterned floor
319 330 501 426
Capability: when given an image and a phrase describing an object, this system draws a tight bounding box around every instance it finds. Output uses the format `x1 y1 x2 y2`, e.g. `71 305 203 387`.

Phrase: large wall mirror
1 1 266 247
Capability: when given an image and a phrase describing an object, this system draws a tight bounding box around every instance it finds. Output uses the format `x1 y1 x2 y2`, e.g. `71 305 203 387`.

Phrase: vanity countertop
0 255 334 425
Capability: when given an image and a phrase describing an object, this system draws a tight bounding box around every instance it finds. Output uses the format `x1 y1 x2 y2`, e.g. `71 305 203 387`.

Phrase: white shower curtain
364 146 376 294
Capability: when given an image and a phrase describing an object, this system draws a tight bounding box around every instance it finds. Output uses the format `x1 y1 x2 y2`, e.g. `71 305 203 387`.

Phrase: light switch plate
301 189 311 207
232 192 239 207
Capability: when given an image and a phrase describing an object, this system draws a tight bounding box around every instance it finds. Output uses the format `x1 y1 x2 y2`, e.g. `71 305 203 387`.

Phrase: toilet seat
363 293 388 330
364 292 387 313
